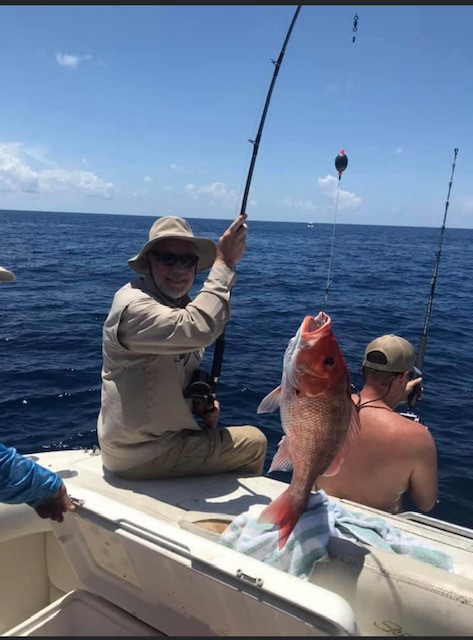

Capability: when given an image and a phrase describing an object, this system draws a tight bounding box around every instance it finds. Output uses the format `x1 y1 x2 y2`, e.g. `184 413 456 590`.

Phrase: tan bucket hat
128 216 217 275
363 334 415 373
0 266 16 282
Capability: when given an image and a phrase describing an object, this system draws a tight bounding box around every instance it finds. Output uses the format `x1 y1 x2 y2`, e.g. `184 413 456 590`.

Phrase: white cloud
185 182 239 209
395 146 404 155
283 196 317 212
0 145 38 192
0 143 114 199
23 146 56 167
317 175 361 209
162 186 173 191
55 52 92 68
170 163 184 171
38 169 114 199
143 176 152 183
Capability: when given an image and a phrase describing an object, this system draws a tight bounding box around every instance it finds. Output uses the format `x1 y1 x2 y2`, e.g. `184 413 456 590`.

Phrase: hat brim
0 266 16 282
128 235 217 274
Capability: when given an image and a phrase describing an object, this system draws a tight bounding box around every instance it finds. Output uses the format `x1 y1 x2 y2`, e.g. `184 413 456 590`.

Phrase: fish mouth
301 311 331 338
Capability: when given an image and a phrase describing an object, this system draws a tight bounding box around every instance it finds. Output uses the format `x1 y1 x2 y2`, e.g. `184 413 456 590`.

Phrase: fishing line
405 147 459 416
322 147 348 310
323 177 341 309
322 13 358 311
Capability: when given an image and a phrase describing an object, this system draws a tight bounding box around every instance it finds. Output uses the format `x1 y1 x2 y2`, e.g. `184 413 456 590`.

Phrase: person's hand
34 482 76 523
215 213 248 271
193 398 220 429
406 375 423 402
201 399 220 429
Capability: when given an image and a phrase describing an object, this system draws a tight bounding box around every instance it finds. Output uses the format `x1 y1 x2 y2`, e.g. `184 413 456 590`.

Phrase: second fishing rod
400 147 459 422
183 5 302 409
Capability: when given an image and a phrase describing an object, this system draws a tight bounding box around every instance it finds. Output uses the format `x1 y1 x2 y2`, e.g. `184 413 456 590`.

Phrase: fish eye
324 357 334 366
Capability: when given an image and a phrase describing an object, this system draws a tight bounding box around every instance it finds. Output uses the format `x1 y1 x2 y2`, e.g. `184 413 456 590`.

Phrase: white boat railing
397 511 473 539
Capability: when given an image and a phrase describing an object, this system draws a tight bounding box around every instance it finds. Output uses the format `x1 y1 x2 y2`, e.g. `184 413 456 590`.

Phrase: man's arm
120 261 236 355
408 428 438 512
0 443 75 521
119 213 248 356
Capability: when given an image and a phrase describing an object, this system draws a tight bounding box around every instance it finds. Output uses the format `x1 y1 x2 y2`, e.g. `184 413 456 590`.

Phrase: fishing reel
407 366 423 406
400 366 424 423
183 369 215 411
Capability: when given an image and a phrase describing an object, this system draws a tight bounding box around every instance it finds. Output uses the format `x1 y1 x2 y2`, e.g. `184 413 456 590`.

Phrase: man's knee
252 427 268 457
231 425 267 474
237 425 267 451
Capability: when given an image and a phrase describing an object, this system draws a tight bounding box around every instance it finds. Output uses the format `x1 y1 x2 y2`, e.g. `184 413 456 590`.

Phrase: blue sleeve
0 443 62 508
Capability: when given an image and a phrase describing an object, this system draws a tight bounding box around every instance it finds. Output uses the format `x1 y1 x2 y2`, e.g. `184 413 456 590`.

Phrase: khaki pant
115 425 267 481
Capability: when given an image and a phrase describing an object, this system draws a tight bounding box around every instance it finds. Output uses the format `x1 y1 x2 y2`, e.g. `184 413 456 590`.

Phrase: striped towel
328 500 453 572
219 490 330 580
219 490 453 579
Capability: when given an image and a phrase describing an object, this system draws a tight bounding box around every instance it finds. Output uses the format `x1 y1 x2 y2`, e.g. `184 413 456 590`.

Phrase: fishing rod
183 5 302 409
406 147 459 415
237 5 302 218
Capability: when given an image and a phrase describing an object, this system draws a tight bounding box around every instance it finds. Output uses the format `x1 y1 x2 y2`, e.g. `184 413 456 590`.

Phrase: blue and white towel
328 500 453 572
219 490 453 580
219 491 331 580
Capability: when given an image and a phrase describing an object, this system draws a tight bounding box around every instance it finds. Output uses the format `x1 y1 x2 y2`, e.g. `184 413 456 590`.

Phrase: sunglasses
152 251 199 269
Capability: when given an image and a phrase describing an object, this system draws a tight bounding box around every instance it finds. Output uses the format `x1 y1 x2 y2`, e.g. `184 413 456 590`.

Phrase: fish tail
258 488 304 549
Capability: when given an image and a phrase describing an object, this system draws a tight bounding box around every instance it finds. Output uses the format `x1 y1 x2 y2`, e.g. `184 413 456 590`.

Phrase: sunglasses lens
161 252 177 266
154 252 198 268
181 255 199 268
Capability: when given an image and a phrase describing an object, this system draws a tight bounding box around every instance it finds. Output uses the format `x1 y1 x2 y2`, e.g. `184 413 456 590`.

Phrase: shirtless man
316 334 438 514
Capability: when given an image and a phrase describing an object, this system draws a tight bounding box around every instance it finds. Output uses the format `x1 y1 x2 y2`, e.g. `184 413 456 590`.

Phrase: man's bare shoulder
351 394 434 443
391 411 436 455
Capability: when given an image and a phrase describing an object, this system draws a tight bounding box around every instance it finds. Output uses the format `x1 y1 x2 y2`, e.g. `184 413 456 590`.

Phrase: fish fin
321 446 347 477
259 487 304 549
257 386 282 414
268 436 293 473
322 401 362 477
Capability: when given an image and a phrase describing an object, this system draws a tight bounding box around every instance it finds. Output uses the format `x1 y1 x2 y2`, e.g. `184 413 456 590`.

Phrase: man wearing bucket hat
97 213 267 480
316 334 438 515
0 265 75 522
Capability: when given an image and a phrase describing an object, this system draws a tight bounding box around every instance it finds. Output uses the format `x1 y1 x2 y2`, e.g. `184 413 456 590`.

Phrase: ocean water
1 209 472 528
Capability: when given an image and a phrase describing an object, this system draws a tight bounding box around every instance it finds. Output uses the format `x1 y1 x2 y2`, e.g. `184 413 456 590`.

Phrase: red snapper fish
257 311 361 548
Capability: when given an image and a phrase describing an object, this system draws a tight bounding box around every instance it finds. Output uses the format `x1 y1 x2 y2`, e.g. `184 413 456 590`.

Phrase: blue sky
0 5 471 228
